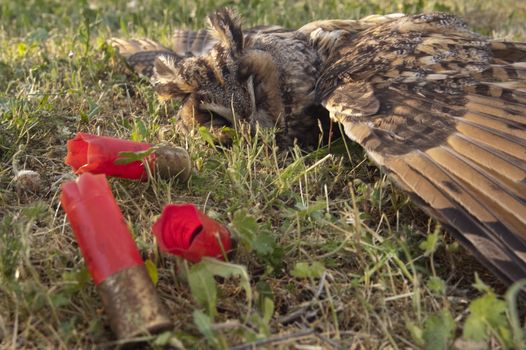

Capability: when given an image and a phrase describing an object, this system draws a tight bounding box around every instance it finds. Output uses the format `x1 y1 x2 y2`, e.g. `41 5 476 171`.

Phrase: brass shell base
154 145 192 182
97 265 172 340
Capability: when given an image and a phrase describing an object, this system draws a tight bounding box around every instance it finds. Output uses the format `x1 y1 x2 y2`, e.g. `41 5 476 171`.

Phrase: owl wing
172 29 217 57
109 37 180 78
316 13 526 283
173 24 288 55
110 25 288 80
109 29 215 79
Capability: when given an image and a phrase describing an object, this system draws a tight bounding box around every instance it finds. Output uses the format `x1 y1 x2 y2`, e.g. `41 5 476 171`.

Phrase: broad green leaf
252 233 275 255
144 259 158 285
153 331 171 346
423 309 455 350
131 119 148 141
406 321 424 346
114 148 155 165
200 258 252 311
419 227 441 256
256 281 273 307
463 293 508 343
427 276 446 294
277 156 305 191
79 111 89 123
291 261 325 278
505 280 526 350
464 317 487 343
62 268 90 292
188 263 217 317
232 209 259 248
198 126 217 149
153 331 185 348
218 127 237 142
86 99 100 119
231 210 278 263
294 201 326 219
256 280 274 327
51 293 70 307
193 309 216 341
188 258 252 319
291 262 309 278
472 273 492 293
261 297 274 324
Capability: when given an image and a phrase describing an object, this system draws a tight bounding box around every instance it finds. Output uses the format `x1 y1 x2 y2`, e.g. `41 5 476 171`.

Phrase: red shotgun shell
65 132 192 182
61 173 172 340
60 173 143 283
152 204 232 262
65 132 153 180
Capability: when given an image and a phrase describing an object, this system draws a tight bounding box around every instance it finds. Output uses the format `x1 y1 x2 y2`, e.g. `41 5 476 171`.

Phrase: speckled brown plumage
111 9 526 284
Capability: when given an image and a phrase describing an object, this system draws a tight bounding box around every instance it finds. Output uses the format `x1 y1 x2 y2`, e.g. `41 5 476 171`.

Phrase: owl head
152 9 261 141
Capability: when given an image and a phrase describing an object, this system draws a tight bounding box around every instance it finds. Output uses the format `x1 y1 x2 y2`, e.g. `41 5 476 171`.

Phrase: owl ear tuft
208 8 244 57
153 55 180 84
152 55 198 100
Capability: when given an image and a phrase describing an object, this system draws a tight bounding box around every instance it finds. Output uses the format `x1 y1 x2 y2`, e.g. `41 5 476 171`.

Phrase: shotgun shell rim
97 264 172 340
153 145 192 182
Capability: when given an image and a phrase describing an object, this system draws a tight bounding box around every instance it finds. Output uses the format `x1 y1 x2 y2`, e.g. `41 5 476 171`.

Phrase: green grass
1 0 525 349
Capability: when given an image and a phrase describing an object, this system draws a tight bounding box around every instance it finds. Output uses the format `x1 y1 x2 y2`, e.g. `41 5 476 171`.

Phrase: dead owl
111 9 526 284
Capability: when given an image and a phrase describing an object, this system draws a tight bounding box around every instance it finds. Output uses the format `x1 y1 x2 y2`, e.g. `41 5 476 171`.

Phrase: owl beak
200 102 236 125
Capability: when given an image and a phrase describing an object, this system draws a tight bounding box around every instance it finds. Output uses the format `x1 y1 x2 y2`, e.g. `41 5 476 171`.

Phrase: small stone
14 170 41 193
